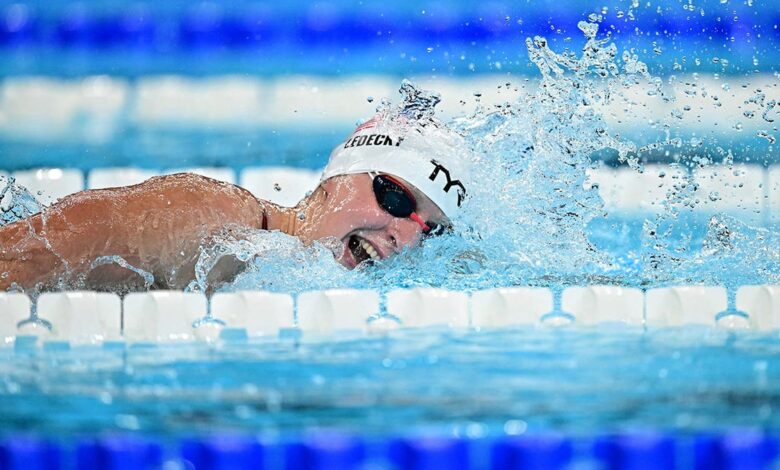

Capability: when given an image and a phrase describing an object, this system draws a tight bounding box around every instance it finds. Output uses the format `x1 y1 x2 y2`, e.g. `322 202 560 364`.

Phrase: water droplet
273 183 281 192
757 131 776 144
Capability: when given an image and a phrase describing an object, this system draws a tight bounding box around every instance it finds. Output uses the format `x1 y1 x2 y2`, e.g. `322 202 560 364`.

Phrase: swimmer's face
305 174 447 268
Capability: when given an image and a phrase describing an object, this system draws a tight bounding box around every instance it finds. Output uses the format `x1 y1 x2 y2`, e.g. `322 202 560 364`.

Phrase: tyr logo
428 160 466 207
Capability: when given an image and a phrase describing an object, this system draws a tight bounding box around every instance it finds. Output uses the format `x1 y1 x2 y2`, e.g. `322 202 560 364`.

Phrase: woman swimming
0 115 470 292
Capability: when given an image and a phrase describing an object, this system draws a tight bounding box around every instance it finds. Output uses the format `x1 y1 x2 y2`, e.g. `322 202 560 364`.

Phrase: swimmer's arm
0 173 264 291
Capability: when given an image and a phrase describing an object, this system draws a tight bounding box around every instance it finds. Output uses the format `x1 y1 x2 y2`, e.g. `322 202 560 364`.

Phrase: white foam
37 291 121 345
210 291 294 337
470 287 553 327
386 288 469 328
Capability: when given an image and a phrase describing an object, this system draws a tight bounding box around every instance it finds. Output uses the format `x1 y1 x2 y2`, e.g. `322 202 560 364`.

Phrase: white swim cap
321 116 471 218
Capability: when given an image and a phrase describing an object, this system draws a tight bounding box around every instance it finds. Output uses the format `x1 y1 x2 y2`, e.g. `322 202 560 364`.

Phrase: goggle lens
372 175 415 217
372 174 450 237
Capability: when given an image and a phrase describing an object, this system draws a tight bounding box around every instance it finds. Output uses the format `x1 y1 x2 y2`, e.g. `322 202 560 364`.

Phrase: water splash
0 175 43 226
217 18 779 295
1 18 778 298
90 256 155 290
196 231 357 294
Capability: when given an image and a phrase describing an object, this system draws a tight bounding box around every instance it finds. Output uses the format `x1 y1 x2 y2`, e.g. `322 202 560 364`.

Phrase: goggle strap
409 212 431 232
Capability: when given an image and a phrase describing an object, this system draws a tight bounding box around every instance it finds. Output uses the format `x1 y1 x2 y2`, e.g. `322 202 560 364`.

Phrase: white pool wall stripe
645 286 729 327
240 167 322 208
11 168 84 205
600 75 780 134
0 74 776 138
736 285 780 331
37 291 122 345
4 286 780 345
123 291 208 342
132 76 267 127
0 76 128 142
693 164 766 222
387 288 470 328
769 167 780 222
264 75 399 127
585 164 689 214
297 289 380 335
470 287 553 327
87 168 160 190
6 163 780 215
0 293 31 346
562 286 645 326
210 291 294 337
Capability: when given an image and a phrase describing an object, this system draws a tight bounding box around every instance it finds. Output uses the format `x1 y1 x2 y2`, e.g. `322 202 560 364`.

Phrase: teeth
360 240 380 261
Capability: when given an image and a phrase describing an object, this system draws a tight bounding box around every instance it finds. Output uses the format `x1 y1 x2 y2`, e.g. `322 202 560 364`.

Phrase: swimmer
0 116 469 292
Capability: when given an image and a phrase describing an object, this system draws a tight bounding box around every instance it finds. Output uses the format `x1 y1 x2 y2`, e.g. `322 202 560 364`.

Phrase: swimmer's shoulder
143 172 259 201
63 172 265 230
147 172 264 226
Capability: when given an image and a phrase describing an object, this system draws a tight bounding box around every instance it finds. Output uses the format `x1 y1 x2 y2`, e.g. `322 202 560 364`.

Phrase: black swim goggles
371 173 449 237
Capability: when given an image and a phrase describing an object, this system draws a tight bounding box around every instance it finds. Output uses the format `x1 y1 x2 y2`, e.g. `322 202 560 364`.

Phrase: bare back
0 173 264 292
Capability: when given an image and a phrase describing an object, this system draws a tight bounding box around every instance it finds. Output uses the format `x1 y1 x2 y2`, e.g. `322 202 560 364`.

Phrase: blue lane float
1 1 777 49
0 1 776 76
491 434 573 470
77 436 162 470
1 432 778 469
0 437 61 470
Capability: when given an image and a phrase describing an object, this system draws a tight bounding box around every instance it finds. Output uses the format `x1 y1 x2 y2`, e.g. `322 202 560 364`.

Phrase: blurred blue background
0 0 777 76
0 0 777 170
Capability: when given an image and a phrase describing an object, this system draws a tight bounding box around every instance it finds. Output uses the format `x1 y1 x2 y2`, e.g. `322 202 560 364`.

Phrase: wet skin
0 172 445 292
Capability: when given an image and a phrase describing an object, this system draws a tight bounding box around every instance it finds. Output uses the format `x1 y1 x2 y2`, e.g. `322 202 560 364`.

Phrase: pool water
1 325 778 438
1 5 780 467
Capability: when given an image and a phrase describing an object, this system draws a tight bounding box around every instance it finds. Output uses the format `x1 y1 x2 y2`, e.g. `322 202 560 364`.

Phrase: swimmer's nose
386 216 425 251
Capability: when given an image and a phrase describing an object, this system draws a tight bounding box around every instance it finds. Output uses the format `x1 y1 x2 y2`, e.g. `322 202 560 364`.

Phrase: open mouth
348 235 380 265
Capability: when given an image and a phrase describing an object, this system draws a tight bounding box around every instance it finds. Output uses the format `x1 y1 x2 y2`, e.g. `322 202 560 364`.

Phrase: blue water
1 325 778 438
1 1 780 446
